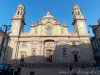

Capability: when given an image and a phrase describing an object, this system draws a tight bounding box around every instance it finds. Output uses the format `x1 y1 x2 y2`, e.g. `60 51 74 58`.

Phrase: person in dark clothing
69 64 72 71
93 63 96 68
81 64 84 68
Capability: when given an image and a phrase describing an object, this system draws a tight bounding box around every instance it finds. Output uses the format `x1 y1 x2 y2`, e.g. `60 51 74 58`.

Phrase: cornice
9 35 90 38
72 18 86 25
11 18 26 25
30 24 68 28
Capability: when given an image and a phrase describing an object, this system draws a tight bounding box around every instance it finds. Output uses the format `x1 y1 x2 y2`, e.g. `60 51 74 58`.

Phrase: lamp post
0 25 11 63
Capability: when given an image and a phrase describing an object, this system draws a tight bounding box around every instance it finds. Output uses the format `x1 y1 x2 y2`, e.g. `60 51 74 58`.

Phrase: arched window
19 7 21 8
21 12 22 15
18 11 20 15
75 12 77 15
47 28 52 35
63 50 66 55
22 42 26 46
78 11 80 15
72 42 76 46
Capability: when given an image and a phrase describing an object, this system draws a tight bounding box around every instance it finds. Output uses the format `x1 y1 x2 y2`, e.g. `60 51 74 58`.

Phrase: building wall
0 30 8 63
6 35 94 64
6 4 94 64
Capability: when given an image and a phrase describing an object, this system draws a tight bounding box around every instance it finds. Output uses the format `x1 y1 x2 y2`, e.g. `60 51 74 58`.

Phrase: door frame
74 54 78 62
72 51 79 62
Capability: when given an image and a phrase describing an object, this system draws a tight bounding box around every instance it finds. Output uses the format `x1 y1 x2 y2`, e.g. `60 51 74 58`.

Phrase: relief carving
32 41 38 48
45 41 54 48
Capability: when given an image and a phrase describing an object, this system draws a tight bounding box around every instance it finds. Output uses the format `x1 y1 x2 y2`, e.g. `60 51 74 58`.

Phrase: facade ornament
32 21 34 25
58 20 59 22
64 22 66 25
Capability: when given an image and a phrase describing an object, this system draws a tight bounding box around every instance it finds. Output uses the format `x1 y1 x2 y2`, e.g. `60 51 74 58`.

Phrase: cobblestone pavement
21 68 30 75
21 67 100 75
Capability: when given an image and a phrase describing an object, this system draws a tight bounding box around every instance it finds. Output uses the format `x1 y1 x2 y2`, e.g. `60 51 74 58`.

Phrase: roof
43 15 54 18
42 10 55 19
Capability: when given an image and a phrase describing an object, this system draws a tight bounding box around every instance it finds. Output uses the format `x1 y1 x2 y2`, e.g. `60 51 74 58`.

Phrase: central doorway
47 49 52 62
20 55 24 62
74 54 78 62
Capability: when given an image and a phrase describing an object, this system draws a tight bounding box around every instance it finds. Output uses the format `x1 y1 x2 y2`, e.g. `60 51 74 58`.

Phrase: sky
0 0 100 36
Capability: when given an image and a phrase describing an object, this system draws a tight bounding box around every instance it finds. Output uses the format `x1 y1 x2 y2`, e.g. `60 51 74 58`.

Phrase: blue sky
0 0 100 36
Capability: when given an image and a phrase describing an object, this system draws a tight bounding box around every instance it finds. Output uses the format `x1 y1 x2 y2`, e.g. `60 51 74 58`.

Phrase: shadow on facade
4 42 95 68
3 45 13 64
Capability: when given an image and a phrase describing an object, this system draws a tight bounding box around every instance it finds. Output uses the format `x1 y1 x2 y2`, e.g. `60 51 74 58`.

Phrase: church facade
6 4 94 64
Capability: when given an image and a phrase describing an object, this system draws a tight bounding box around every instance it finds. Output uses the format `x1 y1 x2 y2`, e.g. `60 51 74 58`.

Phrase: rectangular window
47 28 52 35
22 42 26 46
72 42 76 46
63 50 66 56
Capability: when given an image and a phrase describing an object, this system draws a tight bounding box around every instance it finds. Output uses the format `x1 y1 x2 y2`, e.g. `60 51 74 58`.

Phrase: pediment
38 18 60 25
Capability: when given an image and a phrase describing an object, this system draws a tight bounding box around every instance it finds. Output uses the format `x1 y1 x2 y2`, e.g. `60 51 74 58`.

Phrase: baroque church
6 4 94 64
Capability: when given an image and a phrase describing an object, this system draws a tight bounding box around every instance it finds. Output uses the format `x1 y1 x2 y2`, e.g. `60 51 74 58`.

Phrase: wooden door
47 50 52 62
20 55 24 62
74 54 78 62
47 50 50 61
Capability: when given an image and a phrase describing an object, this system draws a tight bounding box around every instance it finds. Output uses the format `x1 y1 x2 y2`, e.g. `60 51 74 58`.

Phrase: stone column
29 41 32 63
14 40 20 66
67 41 71 63
79 41 86 62
54 41 58 63
12 41 17 63
41 41 44 63
36 41 41 62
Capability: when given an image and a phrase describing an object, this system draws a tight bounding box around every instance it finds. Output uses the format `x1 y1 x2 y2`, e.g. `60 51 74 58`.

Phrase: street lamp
0 25 11 61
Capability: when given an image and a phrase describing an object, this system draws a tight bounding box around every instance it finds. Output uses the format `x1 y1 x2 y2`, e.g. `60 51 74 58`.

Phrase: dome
43 15 54 18
18 4 25 10
42 10 55 18
73 4 79 10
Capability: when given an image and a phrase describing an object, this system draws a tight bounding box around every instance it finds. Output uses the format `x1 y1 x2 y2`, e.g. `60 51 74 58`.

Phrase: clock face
79 16 81 18
80 24 84 27
14 23 17 27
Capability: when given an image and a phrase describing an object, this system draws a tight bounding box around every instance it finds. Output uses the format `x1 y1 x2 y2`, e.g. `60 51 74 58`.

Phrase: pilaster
79 41 86 62
41 41 45 63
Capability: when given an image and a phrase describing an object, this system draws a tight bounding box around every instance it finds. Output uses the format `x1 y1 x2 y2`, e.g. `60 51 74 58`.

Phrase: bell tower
72 4 88 36
10 4 26 36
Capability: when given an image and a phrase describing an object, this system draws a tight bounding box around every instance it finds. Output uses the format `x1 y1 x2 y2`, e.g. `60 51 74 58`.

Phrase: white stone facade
6 4 94 64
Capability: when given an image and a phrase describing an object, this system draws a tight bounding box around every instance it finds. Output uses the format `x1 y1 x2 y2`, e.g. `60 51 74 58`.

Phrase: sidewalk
21 68 30 75
21 67 100 75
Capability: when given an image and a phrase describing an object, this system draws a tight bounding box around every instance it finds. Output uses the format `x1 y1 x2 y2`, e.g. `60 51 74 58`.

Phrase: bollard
30 70 35 75
14 70 19 75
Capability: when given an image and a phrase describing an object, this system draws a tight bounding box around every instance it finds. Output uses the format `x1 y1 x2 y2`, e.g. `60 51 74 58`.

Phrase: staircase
17 62 93 68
